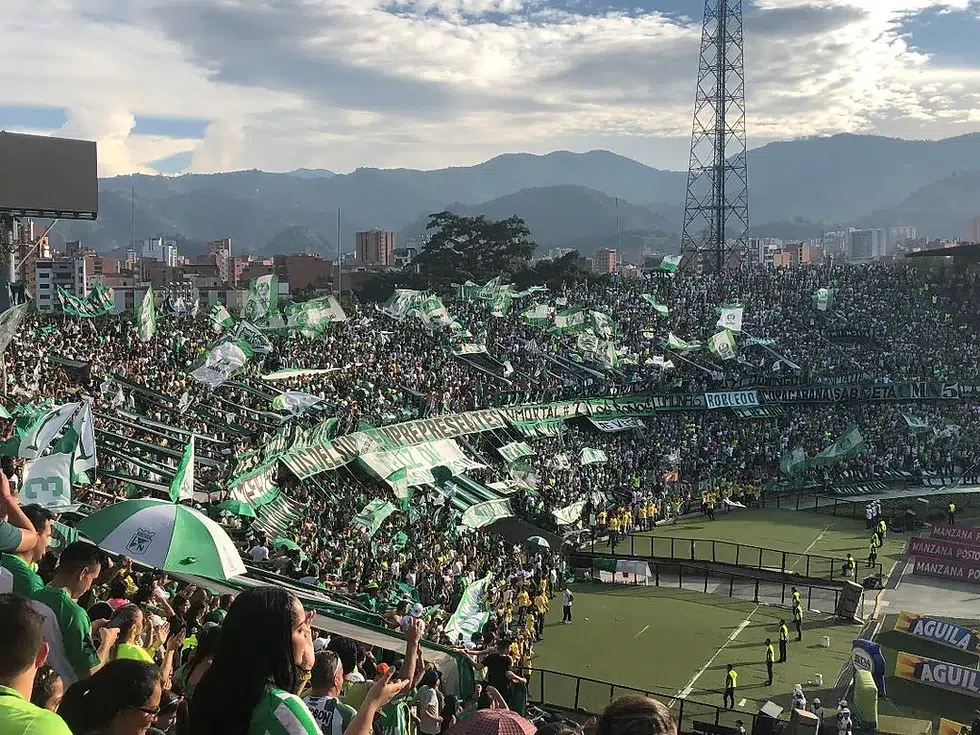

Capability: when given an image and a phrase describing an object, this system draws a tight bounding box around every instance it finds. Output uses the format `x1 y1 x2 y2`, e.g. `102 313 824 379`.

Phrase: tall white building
35 258 88 312
142 238 179 267
846 228 886 262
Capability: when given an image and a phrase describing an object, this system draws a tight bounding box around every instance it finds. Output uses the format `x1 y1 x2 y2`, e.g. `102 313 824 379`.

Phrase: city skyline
2 1 980 177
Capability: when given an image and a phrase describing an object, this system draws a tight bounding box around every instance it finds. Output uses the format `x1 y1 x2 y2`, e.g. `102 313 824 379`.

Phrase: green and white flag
444 574 491 643
640 294 669 317
58 285 115 318
383 289 422 320
553 500 586 526
488 289 513 318
810 424 866 467
666 332 701 352
351 499 398 539
707 330 737 361
241 274 279 323
413 293 452 328
779 445 807 476
232 321 273 355
452 343 488 356
498 441 535 463
512 285 548 298
285 296 347 337
271 391 323 415
1 402 80 460
552 307 587 334
261 368 338 381
191 342 249 388
590 311 616 338
902 413 932 434
169 436 195 503
521 303 554 327
715 306 743 333
21 452 73 509
0 303 29 355
579 447 608 465
461 498 513 529
208 302 235 332
136 285 157 342
659 255 682 273
53 400 97 484
813 288 835 312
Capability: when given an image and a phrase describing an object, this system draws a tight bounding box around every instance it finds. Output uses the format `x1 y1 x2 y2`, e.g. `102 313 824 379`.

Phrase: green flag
707 330 737 361
659 255 682 273
136 285 157 342
809 425 866 467
58 285 115 318
666 332 701 352
640 294 669 317
169 436 196 502
779 445 807 476
285 295 347 337
241 274 279 322
208 301 235 332
812 288 835 312
520 303 554 327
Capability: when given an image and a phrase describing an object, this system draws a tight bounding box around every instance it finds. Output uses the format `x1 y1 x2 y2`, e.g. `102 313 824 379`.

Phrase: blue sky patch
132 115 209 139
149 150 193 174
899 6 980 65
0 105 67 132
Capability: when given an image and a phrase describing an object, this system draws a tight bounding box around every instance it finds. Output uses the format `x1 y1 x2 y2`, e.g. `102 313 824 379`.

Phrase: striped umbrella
76 499 246 580
527 535 550 548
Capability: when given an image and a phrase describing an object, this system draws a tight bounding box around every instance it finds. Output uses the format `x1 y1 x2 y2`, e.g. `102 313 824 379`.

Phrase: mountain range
48 133 980 258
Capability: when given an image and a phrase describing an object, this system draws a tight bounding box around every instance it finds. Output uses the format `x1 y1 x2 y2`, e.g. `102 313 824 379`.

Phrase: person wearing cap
812 698 824 734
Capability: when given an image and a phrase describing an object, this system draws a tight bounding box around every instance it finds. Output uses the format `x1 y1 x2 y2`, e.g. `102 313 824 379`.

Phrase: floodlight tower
679 0 749 272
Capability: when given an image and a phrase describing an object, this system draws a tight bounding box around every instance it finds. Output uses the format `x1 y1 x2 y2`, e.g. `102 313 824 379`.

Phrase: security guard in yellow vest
765 639 775 685
948 501 956 525
876 518 887 541
867 537 878 567
724 664 737 709
793 604 803 641
778 620 789 662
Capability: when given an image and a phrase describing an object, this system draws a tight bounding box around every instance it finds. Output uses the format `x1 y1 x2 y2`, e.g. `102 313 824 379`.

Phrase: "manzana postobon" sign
895 652 980 697
912 555 980 584
930 524 980 547
907 537 980 564
893 611 980 653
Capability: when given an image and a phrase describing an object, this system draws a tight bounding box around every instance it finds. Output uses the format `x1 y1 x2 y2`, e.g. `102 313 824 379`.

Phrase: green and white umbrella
527 535 550 549
215 499 257 519
76 499 246 580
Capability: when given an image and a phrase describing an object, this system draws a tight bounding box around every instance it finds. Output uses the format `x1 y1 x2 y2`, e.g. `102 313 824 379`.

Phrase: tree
413 211 536 284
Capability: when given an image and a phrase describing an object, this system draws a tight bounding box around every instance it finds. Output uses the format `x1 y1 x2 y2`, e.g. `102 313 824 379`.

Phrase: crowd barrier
564 556 850 615
585 532 880 581
525 668 755 734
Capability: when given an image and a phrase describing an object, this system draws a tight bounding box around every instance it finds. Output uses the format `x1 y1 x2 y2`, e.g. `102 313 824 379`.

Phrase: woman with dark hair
186 586 319 734
148 690 185 735
58 659 162 735
596 695 677 735
109 604 154 663
171 625 220 699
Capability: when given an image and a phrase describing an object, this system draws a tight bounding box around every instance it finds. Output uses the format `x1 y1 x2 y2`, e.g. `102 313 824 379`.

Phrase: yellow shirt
534 595 549 613
516 591 530 607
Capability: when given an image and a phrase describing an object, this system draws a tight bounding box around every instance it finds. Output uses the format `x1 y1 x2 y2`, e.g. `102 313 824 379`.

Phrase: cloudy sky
2 0 979 176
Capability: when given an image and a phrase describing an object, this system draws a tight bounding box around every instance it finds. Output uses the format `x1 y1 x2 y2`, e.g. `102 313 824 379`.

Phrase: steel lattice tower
680 0 749 272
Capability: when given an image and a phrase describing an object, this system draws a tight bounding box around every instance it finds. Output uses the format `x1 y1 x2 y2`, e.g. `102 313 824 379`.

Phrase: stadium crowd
0 260 978 734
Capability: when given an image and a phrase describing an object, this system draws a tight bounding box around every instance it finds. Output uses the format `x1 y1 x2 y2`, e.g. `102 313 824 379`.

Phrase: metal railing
584 532 880 581
525 668 759 734
564 557 850 614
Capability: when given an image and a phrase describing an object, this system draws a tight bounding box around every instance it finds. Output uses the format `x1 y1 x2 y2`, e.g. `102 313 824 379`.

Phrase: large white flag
16 403 81 460
716 307 743 333
169 436 195 502
22 453 73 509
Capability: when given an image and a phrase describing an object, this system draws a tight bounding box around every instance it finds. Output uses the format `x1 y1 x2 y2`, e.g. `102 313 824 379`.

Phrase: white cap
313 636 329 653
410 603 425 617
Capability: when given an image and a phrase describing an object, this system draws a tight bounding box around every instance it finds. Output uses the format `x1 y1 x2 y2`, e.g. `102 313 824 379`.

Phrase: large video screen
0 132 98 218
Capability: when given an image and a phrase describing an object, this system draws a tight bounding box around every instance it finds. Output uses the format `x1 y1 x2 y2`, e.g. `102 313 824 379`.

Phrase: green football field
532 508 906 720
591 507 908 575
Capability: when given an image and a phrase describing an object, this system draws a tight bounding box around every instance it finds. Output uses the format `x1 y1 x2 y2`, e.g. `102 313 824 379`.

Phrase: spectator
596 695 677 735
1 504 53 596
58 659 162 735
0 593 72 735
31 665 63 712
0 471 38 556
302 650 357 735
29 541 117 688
187 586 318 734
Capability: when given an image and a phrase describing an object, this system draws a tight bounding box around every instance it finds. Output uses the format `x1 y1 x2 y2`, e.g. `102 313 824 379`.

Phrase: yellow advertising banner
895 652 980 698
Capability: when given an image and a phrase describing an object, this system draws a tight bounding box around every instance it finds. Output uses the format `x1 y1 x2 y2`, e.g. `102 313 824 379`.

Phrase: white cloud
1 0 980 174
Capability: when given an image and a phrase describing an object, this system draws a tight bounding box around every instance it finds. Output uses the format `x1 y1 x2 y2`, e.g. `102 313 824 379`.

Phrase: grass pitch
531 507 914 721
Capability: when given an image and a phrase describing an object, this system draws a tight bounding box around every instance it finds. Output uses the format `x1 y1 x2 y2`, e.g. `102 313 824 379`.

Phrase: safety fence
564 556 851 615
584 533 880 581
525 668 759 734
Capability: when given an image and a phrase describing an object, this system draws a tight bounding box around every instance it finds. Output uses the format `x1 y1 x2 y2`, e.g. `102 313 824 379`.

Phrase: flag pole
741 330 803 371
665 348 716 377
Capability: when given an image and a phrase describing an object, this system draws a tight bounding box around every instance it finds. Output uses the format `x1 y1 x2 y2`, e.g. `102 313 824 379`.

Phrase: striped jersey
249 685 322 735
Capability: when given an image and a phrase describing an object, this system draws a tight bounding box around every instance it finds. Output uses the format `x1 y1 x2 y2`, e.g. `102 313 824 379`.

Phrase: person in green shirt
302 651 357 735
1 505 53 597
0 470 39 557
0 593 72 735
30 541 117 688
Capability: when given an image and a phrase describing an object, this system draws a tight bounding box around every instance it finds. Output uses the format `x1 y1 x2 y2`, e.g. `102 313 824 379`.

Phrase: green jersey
0 685 72 735
302 694 356 735
30 586 100 688
249 685 321 735
0 555 43 597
